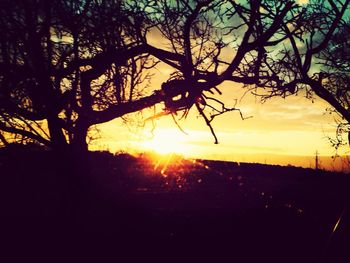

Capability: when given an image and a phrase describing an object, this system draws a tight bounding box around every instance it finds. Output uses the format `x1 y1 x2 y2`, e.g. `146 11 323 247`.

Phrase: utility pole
315 150 319 170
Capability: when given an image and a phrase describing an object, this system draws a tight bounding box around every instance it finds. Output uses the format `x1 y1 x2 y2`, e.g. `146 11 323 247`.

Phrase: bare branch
195 102 218 144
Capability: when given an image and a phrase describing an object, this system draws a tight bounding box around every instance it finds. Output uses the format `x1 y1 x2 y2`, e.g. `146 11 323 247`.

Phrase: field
0 145 349 262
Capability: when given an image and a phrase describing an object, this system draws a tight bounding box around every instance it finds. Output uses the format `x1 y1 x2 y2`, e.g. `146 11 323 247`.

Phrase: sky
88 0 350 172
89 77 350 172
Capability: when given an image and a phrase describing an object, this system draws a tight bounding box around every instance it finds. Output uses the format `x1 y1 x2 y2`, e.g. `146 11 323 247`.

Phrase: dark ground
0 144 350 262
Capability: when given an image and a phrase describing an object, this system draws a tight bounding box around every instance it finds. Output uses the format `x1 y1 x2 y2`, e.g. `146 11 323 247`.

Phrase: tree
319 19 350 148
248 0 350 148
0 0 161 151
0 0 305 152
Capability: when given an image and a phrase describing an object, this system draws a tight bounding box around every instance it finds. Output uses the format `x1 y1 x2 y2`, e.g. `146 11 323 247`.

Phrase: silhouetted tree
0 0 304 152
319 20 350 147
247 0 350 147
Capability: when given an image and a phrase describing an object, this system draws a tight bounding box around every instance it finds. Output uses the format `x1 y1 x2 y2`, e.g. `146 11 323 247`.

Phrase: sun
141 128 191 155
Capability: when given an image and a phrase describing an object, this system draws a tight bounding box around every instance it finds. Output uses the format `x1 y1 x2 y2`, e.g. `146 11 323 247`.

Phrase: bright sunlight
140 128 192 156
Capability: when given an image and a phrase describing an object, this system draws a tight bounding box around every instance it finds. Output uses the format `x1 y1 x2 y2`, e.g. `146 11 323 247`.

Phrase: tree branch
195 102 218 144
303 0 350 73
90 91 164 125
305 77 350 123
0 132 9 146
0 121 51 146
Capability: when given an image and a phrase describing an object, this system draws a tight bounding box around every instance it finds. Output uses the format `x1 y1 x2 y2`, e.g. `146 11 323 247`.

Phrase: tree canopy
0 0 349 152
251 0 350 148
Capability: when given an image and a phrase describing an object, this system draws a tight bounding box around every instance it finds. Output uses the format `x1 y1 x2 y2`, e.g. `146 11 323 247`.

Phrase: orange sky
89 75 350 172
88 6 350 172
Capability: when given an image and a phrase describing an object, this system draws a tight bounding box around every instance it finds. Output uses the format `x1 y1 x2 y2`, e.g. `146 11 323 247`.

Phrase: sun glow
140 128 192 156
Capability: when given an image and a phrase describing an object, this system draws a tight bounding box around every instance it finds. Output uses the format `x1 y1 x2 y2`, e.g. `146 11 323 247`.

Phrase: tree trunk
71 120 89 154
47 116 67 150
58 120 90 217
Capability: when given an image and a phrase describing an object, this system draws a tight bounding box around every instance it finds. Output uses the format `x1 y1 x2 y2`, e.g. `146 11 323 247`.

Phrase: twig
171 113 188 135
195 102 218 144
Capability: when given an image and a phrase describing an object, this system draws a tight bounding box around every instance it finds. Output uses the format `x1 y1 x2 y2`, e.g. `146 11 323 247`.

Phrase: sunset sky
87 0 350 172
90 70 349 172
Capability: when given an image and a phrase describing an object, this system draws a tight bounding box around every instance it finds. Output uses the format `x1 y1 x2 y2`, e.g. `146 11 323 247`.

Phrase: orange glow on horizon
89 82 350 172
139 128 193 156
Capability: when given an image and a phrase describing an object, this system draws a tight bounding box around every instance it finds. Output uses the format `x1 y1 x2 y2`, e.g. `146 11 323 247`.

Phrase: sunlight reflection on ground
128 152 306 217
